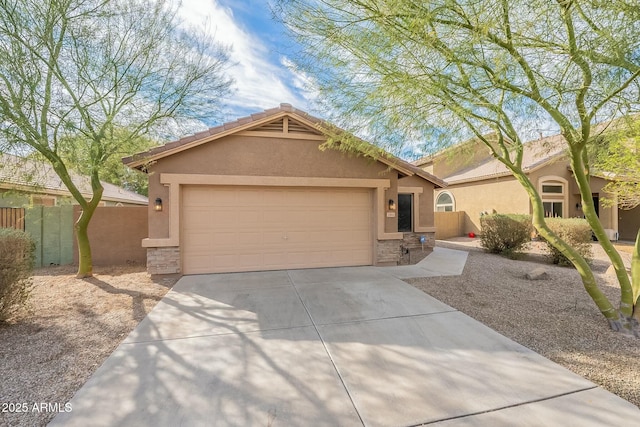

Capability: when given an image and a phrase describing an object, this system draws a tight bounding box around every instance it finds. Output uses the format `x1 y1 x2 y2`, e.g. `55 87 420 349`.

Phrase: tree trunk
75 204 96 278
508 168 622 328
631 229 640 332
569 146 635 321
74 179 103 278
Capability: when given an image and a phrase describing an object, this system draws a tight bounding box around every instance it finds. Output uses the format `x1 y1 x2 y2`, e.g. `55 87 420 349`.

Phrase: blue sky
179 0 314 122
177 0 425 159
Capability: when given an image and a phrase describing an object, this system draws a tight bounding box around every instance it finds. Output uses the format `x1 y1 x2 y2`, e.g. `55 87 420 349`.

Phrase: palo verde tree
276 0 640 335
0 0 232 277
58 130 159 196
591 119 640 210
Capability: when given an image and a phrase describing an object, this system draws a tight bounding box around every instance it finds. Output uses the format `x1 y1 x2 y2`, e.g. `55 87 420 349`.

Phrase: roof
444 135 567 183
123 103 446 188
414 116 636 184
0 154 148 205
412 133 501 168
420 134 568 184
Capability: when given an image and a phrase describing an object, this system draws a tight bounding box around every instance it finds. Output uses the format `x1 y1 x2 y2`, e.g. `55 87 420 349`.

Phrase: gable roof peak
122 104 446 188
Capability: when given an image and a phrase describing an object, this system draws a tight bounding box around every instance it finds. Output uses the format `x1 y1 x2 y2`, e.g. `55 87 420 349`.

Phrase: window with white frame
435 191 455 212
542 184 563 194
539 177 567 218
543 201 563 218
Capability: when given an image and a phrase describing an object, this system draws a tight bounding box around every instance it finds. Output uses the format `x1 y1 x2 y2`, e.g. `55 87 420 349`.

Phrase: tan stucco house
414 135 640 241
124 104 445 275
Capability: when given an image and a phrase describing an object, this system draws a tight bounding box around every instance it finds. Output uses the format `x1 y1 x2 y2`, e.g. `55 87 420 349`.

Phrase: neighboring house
414 135 640 241
0 153 148 207
123 104 446 275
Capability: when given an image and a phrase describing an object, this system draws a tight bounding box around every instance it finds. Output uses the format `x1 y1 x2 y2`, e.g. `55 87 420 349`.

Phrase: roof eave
0 182 148 204
415 170 447 188
445 171 514 185
123 109 312 169
124 105 447 188
0 182 74 197
411 157 433 167
443 150 568 185
102 197 148 205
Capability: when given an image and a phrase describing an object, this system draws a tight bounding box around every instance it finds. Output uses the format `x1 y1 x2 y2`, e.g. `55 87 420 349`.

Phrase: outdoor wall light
576 202 582 209
388 199 396 211
155 197 163 212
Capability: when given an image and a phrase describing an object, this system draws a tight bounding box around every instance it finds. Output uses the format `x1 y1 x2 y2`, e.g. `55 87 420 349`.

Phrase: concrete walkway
380 247 469 279
51 250 639 426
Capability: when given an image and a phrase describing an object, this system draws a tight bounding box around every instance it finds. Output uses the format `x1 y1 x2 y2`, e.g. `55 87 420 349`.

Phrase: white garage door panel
181 186 373 274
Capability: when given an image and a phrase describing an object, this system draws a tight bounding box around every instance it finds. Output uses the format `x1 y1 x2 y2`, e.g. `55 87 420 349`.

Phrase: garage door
181 186 373 274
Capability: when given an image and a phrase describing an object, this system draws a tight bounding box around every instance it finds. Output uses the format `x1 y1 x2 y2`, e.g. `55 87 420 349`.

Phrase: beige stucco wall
529 158 570 184
439 159 620 235
528 161 616 230
441 176 530 234
618 205 640 241
145 133 438 247
385 175 399 234
421 164 434 175
399 174 436 229
146 135 401 239
530 159 574 219
151 135 392 177
583 177 616 230
432 139 494 178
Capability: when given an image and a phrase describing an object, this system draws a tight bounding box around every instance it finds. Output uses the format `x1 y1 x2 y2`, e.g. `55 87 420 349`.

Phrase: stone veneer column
376 239 402 266
147 247 180 274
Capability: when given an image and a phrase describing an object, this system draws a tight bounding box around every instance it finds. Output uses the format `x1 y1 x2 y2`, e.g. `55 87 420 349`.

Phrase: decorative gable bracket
237 116 325 140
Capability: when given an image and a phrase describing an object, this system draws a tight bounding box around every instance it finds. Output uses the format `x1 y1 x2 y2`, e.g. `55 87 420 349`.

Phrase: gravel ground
0 266 178 427
1 242 638 426
408 239 639 409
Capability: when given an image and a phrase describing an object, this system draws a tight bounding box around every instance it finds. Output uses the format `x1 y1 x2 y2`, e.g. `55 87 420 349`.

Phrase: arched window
538 176 568 218
435 191 455 212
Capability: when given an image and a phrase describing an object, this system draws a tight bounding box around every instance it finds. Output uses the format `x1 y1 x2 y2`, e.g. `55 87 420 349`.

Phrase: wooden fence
0 207 25 230
435 211 466 240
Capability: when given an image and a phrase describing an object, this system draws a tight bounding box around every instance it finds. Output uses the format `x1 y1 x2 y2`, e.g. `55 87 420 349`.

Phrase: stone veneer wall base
375 239 401 265
147 247 181 274
377 231 436 266
399 232 436 265
148 232 436 273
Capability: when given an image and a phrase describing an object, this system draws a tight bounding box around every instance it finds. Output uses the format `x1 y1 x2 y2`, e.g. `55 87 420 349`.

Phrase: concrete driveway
51 250 638 426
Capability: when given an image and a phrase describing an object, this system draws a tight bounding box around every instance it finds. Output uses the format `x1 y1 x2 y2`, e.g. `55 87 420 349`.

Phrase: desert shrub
0 228 35 321
480 214 533 259
541 218 592 267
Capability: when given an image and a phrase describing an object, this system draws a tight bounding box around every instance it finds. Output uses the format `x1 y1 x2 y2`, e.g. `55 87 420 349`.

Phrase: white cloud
279 56 320 105
177 0 310 119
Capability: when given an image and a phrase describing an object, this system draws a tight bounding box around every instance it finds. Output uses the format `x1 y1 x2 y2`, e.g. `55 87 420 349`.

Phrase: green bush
0 228 35 321
480 214 533 259
541 218 592 267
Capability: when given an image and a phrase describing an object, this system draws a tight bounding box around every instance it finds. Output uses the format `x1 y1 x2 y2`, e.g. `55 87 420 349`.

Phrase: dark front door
398 194 413 232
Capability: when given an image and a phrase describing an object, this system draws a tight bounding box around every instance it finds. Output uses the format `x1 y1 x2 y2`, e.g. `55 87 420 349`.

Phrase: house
0 153 148 207
123 104 446 275
414 135 640 241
